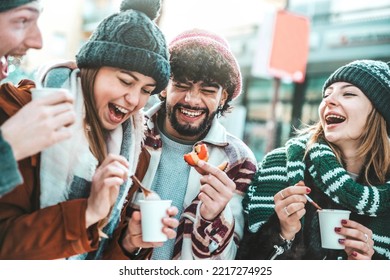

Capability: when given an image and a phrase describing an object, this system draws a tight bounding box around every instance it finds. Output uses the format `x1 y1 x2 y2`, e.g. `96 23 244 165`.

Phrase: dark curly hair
163 42 236 116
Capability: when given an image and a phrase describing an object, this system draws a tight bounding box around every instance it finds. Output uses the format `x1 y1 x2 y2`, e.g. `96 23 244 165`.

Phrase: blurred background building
3 0 390 162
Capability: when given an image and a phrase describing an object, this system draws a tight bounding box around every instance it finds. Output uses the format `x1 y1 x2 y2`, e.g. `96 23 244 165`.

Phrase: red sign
252 10 310 83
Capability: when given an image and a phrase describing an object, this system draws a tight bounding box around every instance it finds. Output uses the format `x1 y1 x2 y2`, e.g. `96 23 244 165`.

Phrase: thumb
131 211 142 224
128 211 142 234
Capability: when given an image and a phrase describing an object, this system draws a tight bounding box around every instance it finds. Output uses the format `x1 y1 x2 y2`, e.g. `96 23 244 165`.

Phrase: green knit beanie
323 60 390 135
76 0 170 95
0 0 36 12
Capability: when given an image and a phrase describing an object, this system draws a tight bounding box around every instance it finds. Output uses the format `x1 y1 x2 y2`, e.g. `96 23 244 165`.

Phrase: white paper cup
139 199 172 242
31 87 70 100
318 209 351 249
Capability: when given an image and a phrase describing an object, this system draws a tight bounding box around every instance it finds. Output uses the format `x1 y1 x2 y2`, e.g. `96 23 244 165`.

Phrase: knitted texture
169 29 242 100
323 60 390 134
38 64 145 260
131 103 257 259
0 0 34 12
76 0 170 95
0 130 22 196
150 130 193 260
243 135 390 259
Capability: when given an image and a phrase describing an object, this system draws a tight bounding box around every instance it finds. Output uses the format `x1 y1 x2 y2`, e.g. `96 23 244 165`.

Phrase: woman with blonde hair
237 60 390 260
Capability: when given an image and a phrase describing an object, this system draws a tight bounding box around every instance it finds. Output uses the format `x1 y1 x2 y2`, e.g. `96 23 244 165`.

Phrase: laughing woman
237 60 390 260
0 0 178 260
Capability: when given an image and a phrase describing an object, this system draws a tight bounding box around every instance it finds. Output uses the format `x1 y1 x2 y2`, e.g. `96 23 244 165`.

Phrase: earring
218 104 223 110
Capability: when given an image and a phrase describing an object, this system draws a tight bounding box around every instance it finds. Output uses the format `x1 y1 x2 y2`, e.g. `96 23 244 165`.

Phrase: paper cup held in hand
318 209 351 249
31 87 70 100
139 199 172 242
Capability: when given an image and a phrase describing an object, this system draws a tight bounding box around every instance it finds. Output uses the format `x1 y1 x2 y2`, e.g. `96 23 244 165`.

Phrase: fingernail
341 219 347 225
198 160 205 167
338 238 345 244
351 251 357 257
306 188 311 193
335 227 341 233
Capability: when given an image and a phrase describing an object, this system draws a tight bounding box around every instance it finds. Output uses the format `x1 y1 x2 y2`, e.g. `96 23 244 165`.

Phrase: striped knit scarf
285 135 390 217
245 135 390 259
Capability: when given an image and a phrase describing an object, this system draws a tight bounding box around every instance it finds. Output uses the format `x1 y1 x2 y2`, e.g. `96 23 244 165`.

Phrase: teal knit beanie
323 60 390 135
76 0 170 95
0 0 36 12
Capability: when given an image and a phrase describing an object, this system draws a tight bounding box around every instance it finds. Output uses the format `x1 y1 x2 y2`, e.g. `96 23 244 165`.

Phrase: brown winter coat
0 80 99 260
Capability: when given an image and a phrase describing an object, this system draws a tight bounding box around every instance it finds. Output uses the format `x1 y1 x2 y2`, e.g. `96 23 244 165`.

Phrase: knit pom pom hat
323 60 390 135
76 0 170 95
169 29 242 100
0 0 36 12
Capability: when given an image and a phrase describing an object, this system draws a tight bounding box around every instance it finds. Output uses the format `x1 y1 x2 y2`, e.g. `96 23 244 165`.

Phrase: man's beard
166 103 216 137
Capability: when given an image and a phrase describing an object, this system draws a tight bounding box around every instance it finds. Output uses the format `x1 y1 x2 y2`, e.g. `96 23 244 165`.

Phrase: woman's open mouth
108 103 129 123
325 114 346 125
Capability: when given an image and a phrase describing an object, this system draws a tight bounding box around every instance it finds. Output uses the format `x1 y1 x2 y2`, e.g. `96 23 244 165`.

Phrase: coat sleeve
0 158 99 260
236 213 305 260
0 131 22 196
0 80 34 197
190 156 257 260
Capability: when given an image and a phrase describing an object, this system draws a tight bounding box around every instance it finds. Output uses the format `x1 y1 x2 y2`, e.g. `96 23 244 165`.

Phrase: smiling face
161 79 227 141
0 2 43 79
93 67 156 130
319 81 373 150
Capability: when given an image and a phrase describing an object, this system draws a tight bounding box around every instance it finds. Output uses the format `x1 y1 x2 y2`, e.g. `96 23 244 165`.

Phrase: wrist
0 126 19 161
280 230 295 241
279 232 295 252
121 230 138 254
279 232 295 242
85 205 100 228
199 202 222 222
124 246 143 257
268 233 295 260
120 233 152 260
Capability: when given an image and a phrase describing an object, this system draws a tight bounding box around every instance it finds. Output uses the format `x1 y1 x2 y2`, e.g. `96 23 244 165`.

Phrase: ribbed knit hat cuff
169 35 242 100
76 41 170 94
323 66 389 95
0 0 35 12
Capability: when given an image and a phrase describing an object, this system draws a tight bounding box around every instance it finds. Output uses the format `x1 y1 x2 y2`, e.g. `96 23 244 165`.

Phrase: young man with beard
0 0 75 196
104 29 257 260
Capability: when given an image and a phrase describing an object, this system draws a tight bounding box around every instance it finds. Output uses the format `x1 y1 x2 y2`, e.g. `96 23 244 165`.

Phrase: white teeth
114 105 129 114
325 114 345 121
181 108 202 117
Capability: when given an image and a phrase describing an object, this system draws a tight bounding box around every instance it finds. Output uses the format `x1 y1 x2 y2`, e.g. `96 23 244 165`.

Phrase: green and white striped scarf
244 135 390 259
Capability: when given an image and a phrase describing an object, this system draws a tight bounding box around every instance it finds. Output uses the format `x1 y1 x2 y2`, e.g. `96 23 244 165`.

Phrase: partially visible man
105 29 257 260
0 0 75 196
0 0 43 80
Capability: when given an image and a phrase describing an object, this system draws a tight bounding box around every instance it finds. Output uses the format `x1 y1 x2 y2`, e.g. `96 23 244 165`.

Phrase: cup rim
318 209 351 214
